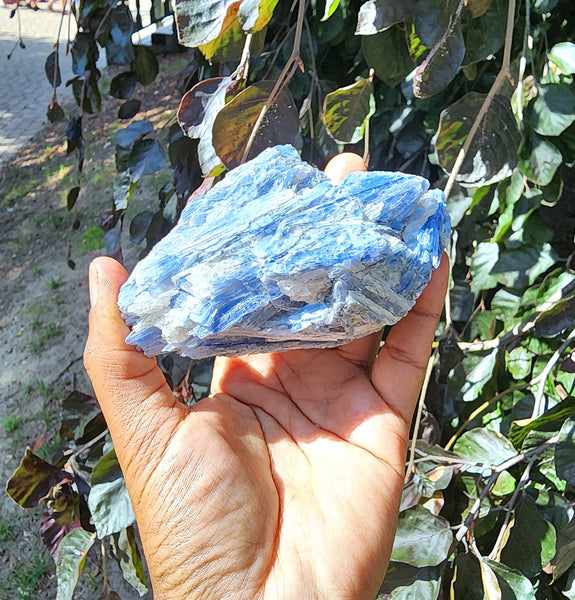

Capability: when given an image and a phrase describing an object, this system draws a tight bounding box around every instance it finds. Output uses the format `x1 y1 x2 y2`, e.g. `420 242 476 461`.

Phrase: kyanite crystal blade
118 145 451 358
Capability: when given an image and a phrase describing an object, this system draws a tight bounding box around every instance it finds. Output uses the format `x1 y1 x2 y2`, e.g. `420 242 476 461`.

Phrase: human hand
84 153 449 600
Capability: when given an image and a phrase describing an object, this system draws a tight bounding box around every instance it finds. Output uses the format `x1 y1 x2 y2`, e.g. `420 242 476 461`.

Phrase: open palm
84 155 448 600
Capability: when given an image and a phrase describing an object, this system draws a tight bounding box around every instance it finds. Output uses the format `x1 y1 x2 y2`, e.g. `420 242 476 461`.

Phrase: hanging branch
443 0 517 199
405 351 437 483
488 457 535 560
451 433 558 547
50 0 69 106
240 0 306 164
531 324 575 418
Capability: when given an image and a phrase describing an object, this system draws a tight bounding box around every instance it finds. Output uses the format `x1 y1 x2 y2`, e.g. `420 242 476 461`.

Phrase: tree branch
240 0 306 164
443 0 517 198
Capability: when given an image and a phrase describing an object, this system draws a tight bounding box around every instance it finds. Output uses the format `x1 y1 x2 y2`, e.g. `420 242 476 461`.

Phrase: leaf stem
452 433 558 546
531 324 575 419
405 351 437 483
488 457 535 560
240 0 306 164
445 384 529 451
443 0 517 198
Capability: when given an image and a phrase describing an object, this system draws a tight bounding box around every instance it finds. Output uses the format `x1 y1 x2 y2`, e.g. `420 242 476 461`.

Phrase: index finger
371 254 449 423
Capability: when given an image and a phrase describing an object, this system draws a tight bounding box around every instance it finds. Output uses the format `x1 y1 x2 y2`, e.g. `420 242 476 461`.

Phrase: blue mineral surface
118 145 451 358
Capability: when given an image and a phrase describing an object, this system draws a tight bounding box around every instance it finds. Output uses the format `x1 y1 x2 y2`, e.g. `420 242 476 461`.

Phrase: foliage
5 0 575 597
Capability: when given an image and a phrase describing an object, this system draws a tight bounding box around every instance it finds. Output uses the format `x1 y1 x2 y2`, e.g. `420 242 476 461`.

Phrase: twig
515 0 531 122
531 324 575 418
443 0 517 198
445 384 529 451
405 351 437 483
488 457 535 560
65 427 109 458
93 3 115 42
234 33 253 80
101 540 110 593
453 434 558 545
240 0 306 164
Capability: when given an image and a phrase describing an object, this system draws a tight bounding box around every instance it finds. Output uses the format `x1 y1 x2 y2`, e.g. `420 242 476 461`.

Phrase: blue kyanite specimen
118 145 450 359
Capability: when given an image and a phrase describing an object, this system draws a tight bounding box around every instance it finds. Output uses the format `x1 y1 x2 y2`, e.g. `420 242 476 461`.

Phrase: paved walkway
0 4 78 168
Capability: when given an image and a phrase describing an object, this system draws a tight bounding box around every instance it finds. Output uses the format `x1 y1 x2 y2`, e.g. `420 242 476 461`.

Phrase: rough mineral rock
118 145 450 359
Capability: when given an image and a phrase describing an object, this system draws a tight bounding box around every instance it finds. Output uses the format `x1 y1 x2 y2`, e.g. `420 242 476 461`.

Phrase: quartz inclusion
118 145 451 359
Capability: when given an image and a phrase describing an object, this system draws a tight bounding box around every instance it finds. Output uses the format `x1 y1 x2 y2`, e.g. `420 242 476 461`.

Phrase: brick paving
0 4 78 169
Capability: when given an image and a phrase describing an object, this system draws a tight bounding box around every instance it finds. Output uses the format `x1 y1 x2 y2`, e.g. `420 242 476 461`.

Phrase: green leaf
110 526 148 595
110 71 138 100
45 50 62 88
500 494 557 578
47 99 66 123
465 0 492 18
462 0 507 65
453 427 517 467
118 99 141 120
199 3 265 61
87 449 136 538
355 0 415 35
555 417 575 488
71 32 99 76
237 0 279 31
460 349 499 402
178 76 231 176
323 78 375 144
321 0 340 21
414 0 459 46
55 529 95 600
505 346 533 380
128 138 166 183
534 296 575 338
519 134 562 186
435 93 521 186
528 488 574 533
482 558 536 600
113 120 153 150
212 80 300 170
479 557 501 600
413 21 465 99
548 42 575 75
491 244 558 289
105 4 135 65
66 186 81 211
470 242 500 291
390 505 453 567
361 27 415 87
6 449 72 508
176 0 276 47
527 84 575 137
551 517 575 583
130 45 159 86
176 0 237 46
378 562 441 599
451 553 485 600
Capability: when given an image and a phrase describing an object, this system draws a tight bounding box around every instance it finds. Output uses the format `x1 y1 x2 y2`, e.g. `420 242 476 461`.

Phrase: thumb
84 257 184 459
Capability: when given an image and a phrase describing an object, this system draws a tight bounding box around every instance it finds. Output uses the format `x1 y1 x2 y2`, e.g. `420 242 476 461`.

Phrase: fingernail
89 261 99 308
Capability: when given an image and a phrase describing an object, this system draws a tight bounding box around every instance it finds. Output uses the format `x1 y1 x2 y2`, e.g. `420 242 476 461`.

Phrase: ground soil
0 51 188 599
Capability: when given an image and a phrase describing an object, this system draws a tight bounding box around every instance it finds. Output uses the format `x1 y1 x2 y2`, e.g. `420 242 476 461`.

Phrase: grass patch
2 415 21 434
2 183 30 209
0 517 19 543
78 226 105 252
48 277 62 290
160 56 189 74
0 554 51 600
29 323 62 353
